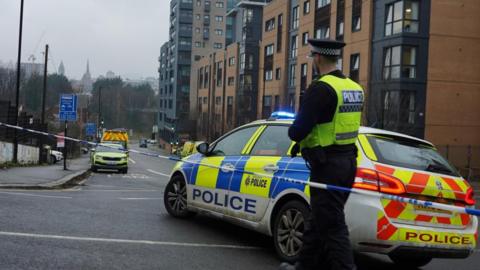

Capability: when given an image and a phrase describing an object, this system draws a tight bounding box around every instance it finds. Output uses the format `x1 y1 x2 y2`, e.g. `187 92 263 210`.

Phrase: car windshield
367 135 460 177
96 145 125 153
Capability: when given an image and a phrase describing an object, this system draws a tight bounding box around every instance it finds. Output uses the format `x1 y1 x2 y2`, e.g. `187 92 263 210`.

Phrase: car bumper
93 161 128 169
346 193 478 258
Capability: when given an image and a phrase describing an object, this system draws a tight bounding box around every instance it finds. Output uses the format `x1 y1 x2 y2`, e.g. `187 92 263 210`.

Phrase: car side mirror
196 142 210 156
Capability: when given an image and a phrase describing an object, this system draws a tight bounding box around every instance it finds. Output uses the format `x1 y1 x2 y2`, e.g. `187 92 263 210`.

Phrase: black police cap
308 38 345 57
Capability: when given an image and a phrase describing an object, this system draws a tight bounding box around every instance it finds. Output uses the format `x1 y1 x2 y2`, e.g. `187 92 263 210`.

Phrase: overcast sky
0 0 169 80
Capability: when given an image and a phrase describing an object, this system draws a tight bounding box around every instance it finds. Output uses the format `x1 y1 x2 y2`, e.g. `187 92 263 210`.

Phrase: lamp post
13 0 25 163
97 86 103 141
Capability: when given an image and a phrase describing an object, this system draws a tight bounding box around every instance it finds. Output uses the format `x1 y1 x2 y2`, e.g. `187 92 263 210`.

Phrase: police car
163 112 477 267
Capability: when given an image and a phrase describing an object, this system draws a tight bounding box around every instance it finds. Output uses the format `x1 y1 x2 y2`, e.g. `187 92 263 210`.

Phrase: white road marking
82 190 160 192
128 158 136 164
147 169 170 177
0 231 262 250
118 197 162 200
0 191 72 199
107 174 112 178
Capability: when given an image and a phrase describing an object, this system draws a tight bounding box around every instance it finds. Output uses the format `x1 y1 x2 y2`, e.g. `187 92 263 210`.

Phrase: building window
228 76 235 86
265 44 274 56
289 64 296 86
315 25 330 39
301 63 308 78
383 90 416 128
243 9 253 24
317 0 331 8
168 100 173 109
196 0 201 6
276 68 281 80
195 42 201 47
277 14 283 52
302 32 309 45
214 43 223 49
240 53 246 69
385 0 419 36
265 18 275 32
291 35 298 58
303 0 310 14
337 21 344 38
196 14 201 20
383 46 416 80
352 0 361 32
195 27 201 33
292 6 299 29
228 57 235 66
215 96 222 105
265 70 273 81
215 29 223 35
215 15 224 22
350 54 360 82
215 1 224 8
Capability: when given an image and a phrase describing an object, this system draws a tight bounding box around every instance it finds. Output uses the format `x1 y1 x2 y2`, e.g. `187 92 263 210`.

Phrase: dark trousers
298 155 357 270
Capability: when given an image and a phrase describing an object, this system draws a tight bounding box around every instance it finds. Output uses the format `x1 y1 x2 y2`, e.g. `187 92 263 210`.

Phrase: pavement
0 143 478 269
0 156 90 189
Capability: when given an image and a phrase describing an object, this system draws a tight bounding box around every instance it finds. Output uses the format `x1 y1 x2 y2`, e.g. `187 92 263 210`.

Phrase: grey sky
0 0 169 80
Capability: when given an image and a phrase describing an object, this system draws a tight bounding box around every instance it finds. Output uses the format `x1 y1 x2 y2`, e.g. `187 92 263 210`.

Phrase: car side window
250 125 291 156
211 126 259 156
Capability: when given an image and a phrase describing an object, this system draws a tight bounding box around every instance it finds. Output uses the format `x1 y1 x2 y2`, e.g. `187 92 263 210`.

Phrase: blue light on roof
270 111 296 119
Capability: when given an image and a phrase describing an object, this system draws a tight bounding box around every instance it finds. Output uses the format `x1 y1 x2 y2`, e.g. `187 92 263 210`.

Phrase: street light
13 0 25 163
97 86 102 141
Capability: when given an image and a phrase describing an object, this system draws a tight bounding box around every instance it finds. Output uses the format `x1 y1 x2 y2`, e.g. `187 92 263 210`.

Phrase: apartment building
367 0 480 146
258 0 373 118
186 0 480 147
158 0 227 147
194 0 267 141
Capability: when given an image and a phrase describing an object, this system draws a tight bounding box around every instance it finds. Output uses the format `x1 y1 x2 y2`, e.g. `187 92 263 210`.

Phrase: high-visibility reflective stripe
358 135 377 161
240 156 281 198
195 157 224 188
335 131 359 141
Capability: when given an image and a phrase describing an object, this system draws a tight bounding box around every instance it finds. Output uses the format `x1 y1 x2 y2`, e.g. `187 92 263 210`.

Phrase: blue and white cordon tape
1 121 479 217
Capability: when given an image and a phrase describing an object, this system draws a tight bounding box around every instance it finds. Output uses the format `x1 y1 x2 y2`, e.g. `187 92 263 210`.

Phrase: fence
437 145 480 181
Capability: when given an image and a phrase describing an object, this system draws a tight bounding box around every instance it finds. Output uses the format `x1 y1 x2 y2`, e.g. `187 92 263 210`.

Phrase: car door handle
263 164 279 173
221 163 235 173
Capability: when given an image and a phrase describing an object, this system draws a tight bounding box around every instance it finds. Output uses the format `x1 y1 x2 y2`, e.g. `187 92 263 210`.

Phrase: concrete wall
0 141 39 164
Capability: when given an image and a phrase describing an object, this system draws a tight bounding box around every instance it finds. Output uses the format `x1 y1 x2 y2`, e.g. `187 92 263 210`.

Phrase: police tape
1 121 480 217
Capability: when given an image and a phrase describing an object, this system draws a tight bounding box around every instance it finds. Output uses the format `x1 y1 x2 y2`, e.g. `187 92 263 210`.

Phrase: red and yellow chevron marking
102 131 128 142
381 199 471 228
375 164 471 202
377 212 476 247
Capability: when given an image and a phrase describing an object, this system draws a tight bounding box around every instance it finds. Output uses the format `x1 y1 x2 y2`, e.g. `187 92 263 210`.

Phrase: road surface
0 144 478 269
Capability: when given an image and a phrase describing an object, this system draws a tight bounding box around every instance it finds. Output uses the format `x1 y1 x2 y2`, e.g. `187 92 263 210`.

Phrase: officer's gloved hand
290 143 300 158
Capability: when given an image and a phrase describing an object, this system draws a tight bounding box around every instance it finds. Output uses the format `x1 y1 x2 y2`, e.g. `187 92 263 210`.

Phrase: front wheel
389 254 433 268
273 200 310 263
163 175 195 218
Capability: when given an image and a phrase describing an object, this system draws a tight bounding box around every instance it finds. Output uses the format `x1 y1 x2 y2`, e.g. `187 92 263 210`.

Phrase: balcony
203 18 210 26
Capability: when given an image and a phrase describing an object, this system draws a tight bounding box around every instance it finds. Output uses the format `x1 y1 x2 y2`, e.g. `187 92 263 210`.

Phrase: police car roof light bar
269 111 296 120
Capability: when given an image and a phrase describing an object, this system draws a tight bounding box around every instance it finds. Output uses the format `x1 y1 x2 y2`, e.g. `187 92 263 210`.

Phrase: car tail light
465 187 476 206
354 168 406 195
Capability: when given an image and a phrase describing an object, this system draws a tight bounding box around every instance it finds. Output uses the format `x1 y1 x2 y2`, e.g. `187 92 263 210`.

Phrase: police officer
279 39 364 270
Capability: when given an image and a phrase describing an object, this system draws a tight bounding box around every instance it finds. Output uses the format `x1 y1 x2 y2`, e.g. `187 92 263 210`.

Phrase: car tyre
164 175 195 218
389 254 433 268
91 166 97 173
273 200 310 263
121 168 128 174
51 155 57 164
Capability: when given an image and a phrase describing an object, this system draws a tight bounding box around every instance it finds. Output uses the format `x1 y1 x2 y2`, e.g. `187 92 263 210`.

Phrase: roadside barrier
1 121 479 217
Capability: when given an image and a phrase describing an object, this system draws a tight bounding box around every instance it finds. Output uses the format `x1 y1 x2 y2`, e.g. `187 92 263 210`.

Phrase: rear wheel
389 254 433 268
164 175 195 218
273 200 309 263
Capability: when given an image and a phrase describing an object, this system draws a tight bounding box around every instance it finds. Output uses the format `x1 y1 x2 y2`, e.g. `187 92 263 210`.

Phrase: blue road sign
59 94 77 122
86 123 96 136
